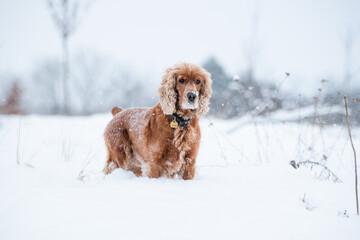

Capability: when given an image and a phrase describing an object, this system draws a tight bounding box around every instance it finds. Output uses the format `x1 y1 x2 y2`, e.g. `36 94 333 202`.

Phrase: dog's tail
111 106 123 116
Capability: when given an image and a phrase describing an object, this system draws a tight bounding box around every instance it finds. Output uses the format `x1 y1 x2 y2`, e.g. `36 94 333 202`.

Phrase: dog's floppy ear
196 69 212 118
158 67 177 115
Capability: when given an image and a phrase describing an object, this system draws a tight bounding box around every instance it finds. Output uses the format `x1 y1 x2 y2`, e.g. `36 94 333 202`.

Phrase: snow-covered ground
1 113 360 240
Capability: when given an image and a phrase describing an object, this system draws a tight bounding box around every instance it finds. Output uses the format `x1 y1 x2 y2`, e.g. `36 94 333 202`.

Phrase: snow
0 113 360 240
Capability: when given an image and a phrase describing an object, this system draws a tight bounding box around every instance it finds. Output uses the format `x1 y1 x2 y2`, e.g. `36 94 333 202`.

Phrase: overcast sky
0 0 359 93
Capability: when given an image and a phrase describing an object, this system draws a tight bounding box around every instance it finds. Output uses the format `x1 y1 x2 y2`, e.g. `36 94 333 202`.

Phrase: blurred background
0 0 359 123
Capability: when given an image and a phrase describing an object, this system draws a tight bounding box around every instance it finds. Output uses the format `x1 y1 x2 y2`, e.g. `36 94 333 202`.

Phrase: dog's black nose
187 92 197 102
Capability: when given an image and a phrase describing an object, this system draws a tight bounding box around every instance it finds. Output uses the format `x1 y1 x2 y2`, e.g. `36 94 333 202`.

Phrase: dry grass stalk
16 117 21 165
290 160 342 183
344 96 359 216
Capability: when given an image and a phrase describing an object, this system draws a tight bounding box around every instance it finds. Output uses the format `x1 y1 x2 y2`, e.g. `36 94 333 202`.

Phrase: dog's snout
187 92 197 102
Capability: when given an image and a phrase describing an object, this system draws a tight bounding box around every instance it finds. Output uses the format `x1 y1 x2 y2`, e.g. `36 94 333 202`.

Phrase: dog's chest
160 127 199 166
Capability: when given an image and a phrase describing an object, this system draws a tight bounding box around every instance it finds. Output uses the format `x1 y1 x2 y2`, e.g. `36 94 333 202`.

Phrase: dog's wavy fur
103 62 212 180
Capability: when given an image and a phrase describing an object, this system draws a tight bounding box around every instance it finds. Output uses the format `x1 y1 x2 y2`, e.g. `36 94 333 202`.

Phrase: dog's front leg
147 163 161 178
181 156 196 180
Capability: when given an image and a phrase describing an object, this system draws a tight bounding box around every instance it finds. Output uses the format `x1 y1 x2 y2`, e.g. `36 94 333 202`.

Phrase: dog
103 62 212 180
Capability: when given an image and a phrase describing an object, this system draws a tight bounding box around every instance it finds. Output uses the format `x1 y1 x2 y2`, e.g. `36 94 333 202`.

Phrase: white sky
0 0 359 93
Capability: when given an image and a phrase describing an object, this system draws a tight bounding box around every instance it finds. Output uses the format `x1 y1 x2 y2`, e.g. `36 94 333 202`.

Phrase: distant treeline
0 53 359 125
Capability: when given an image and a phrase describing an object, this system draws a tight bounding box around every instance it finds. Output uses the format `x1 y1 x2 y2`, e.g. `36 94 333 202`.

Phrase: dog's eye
179 79 185 83
196 79 201 84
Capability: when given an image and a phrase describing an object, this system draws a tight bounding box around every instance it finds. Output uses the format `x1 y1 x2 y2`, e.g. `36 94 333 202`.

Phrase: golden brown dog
103 62 212 180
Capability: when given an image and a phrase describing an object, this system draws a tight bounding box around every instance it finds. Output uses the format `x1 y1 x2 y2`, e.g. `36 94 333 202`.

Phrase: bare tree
342 27 360 87
343 28 354 85
242 3 261 84
0 81 23 114
31 59 62 114
45 0 90 114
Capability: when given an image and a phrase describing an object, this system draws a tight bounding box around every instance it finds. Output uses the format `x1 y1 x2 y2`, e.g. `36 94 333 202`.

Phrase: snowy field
1 113 360 240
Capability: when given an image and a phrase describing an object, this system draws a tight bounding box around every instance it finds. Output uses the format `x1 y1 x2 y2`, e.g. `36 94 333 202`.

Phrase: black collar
170 113 191 127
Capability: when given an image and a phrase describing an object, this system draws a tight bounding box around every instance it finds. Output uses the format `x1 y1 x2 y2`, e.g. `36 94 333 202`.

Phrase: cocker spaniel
103 62 212 180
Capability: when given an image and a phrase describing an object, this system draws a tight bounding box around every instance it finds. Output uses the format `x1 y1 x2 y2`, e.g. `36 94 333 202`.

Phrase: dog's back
104 107 151 175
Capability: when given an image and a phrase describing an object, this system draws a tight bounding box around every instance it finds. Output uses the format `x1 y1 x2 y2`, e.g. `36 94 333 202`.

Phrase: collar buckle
170 114 191 128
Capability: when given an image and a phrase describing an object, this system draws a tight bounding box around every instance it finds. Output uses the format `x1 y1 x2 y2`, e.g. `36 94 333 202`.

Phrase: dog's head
158 62 212 118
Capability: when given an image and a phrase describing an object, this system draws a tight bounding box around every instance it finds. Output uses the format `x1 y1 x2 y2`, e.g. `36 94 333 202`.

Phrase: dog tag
170 120 178 129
